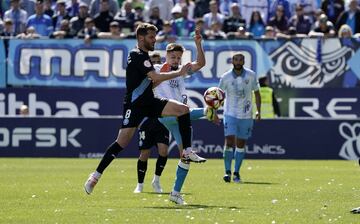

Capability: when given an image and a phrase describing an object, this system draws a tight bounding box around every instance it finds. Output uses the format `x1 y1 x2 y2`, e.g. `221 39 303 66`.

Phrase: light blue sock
173 161 190 192
234 147 245 173
223 146 233 173
190 108 205 120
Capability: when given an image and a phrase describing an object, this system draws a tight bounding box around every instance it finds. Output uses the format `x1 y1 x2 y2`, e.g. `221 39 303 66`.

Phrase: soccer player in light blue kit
219 53 261 183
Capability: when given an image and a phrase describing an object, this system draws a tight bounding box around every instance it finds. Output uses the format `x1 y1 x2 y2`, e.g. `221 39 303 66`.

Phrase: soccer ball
203 87 225 110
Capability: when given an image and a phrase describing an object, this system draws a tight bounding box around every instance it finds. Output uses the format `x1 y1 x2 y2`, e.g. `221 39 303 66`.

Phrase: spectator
26 0 54 37
149 0 174 21
175 0 195 20
20 0 35 17
16 26 41 39
227 26 253 39
69 2 89 36
93 0 114 32
147 6 164 31
267 5 289 34
203 0 225 29
4 0 28 35
98 20 126 39
218 0 241 17
172 5 195 38
241 0 269 24
114 0 136 34
43 0 55 17
336 0 360 34
193 0 209 18
77 17 99 44
204 21 227 39
133 5 145 23
292 0 318 20
124 20 142 38
223 3 246 34
248 10 266 38
156 20 177 42
309 14 336 37
321 0 345 24
261 25 277 39
67 0 80 18
0 18 15 37
269 0 291 19
338 23 354 36
170 4 183 21
189 17 206 37
89 0 119 18
50 19 74 38
52 0 72 31
288 4 312 34
149 51 162 64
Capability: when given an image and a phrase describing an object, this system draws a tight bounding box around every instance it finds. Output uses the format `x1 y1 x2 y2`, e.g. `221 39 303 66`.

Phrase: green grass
1 159 360 223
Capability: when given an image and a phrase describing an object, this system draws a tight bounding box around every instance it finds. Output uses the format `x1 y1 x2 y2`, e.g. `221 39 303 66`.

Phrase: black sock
137 159 148 184
178 113 192 149
155 155 168 176
96 142 123 174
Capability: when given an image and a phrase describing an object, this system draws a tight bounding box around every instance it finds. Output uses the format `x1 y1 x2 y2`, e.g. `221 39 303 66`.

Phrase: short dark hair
232 53 244 60
136 23 158 38
166 43 185 52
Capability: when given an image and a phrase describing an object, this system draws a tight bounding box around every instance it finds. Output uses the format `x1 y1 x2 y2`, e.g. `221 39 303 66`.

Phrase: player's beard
144 40 155 51
233 64 243 71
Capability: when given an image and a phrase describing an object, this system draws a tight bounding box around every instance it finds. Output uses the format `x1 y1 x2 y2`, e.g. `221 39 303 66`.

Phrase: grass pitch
1 158 360 224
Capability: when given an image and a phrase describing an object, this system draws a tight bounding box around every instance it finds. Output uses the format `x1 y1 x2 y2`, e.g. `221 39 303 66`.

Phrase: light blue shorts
159 108 204 146
223 115 254 140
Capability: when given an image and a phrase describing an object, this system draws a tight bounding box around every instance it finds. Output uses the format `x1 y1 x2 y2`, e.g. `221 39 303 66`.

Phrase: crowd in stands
0 0 360 42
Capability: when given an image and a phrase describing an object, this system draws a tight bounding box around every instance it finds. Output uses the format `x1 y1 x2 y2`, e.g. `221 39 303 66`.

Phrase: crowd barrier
0 117 359 160
1 38 360 88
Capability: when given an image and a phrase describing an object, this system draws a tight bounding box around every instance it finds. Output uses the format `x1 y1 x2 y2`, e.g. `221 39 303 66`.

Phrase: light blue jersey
219 67 259 119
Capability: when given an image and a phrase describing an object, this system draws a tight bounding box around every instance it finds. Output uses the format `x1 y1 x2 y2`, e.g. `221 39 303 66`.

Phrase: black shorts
138 118 170 150
121 97 168 128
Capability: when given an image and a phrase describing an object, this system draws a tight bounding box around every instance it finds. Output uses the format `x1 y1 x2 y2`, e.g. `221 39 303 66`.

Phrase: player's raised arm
189 28 205 73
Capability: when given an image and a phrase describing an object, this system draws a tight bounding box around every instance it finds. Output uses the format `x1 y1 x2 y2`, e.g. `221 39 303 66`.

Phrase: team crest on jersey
169 79 179 88
144 60 152 68
123 118 129 126
245 79 249 84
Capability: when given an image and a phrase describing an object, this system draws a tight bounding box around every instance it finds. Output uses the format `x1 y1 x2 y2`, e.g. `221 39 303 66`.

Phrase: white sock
184 147 192 154
137 183 144 187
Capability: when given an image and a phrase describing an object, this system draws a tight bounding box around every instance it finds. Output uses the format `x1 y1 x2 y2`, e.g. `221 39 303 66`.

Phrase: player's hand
255 111 261 121
194 27 202 45
179 63 192 76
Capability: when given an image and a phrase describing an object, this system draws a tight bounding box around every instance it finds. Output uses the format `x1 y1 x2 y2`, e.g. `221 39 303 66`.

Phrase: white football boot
182 149 206 163
133 183 144 193
84 172 99 195
151 180 163 193
169 192 187 205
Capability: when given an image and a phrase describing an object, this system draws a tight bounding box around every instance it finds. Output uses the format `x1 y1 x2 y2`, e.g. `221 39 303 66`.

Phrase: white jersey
219 67 260 119
153 64 187 103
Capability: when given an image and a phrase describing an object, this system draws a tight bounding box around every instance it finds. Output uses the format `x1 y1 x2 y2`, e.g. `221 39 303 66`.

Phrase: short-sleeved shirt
125 47 155 104
219 67 259 119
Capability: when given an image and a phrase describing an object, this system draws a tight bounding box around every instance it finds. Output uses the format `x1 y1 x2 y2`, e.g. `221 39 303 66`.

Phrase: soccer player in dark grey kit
84 23 203 194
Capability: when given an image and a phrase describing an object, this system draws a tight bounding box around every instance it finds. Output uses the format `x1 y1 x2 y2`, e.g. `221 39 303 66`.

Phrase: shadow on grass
241 181 276 185
144 204 243 210
140 192 193 196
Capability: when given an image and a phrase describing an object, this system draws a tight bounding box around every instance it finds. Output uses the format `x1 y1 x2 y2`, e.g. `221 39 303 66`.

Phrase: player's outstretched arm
190 28 205 73
148 63 192 87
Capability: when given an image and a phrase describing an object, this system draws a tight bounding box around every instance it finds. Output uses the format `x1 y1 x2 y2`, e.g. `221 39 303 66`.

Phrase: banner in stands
0 39 6 88
1 87 359 118
0 117 359 160
6 38 360 88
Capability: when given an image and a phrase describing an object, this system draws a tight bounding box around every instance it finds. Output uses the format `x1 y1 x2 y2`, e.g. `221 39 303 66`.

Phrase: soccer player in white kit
219 53 261 183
